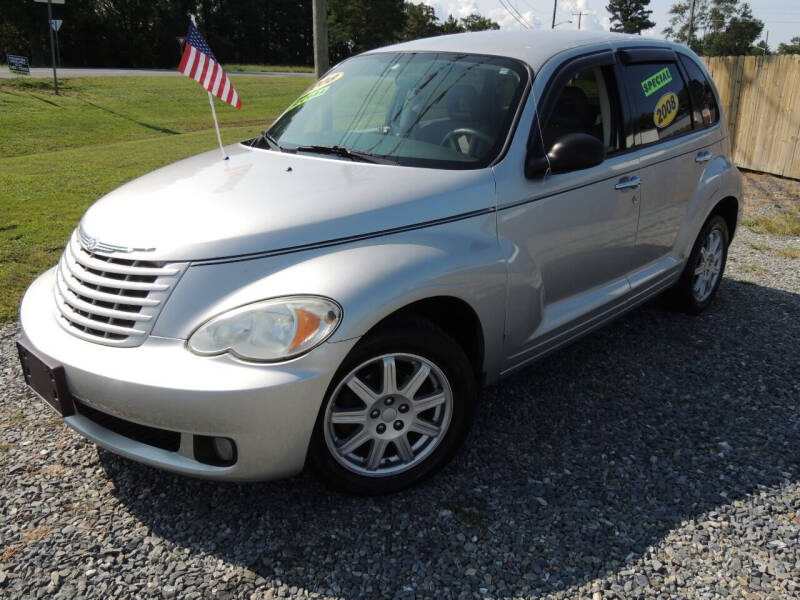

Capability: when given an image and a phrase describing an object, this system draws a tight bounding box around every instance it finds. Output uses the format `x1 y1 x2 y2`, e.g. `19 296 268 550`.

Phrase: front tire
309 316 476 495
672 214 730 314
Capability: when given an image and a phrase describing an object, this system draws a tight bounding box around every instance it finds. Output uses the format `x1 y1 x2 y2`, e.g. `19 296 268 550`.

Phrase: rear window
678 54 719 128
621 61 692 146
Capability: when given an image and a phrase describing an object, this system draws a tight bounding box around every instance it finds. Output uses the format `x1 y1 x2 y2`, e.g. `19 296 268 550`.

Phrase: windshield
266 52 529 169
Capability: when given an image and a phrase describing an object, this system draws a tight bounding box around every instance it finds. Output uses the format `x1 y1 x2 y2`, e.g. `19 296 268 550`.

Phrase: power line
518 0 545 19
498 0 530 28
506 0 533 27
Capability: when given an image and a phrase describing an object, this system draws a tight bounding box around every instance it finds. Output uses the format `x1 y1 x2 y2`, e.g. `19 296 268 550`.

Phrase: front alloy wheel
324 353 453 477
310 317 476 494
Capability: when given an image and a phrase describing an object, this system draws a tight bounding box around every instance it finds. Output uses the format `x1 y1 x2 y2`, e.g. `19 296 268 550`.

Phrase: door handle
615 176 641 190
695 151 713 163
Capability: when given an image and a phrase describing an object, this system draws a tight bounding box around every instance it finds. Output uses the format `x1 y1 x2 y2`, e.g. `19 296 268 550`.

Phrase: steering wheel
441 128 493 156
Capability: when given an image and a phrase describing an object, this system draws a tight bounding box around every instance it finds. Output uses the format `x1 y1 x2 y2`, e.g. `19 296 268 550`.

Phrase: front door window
540 66 622 155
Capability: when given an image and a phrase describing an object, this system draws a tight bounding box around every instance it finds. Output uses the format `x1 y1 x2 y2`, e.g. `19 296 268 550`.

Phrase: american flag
178 22 241 110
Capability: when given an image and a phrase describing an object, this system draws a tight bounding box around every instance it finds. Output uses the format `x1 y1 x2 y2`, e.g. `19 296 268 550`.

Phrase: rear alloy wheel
692 227 724 302
310 318 476 494
672 214 730 314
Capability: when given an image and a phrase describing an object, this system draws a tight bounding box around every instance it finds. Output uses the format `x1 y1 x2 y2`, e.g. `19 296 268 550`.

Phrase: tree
401 2 440 41
0 0 499 69
606 0 655 35
0 21 28 61
700 1 763 56
400 6 499 40
439 15 464 34
328 0 405 61
749 39 769 55
663 0 709 52
664 0 763 56
777 37 800 55
459 13 500 32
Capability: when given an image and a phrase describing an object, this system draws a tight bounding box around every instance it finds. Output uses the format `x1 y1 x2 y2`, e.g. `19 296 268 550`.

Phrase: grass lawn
226 64 313 73
742 211 800 237
0 76 309 324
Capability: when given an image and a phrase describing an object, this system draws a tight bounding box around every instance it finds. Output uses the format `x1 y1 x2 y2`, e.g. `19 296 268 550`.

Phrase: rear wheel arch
711 195 739 239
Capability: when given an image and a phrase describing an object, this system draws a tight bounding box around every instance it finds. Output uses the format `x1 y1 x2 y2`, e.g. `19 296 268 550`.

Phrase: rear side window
678 54 719 128
621 62 692 146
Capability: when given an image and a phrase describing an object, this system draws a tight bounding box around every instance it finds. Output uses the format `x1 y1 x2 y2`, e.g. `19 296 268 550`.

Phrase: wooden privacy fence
701 54 800 180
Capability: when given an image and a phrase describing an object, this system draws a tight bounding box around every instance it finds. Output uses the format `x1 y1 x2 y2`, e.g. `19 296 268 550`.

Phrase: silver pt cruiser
18 30 742 494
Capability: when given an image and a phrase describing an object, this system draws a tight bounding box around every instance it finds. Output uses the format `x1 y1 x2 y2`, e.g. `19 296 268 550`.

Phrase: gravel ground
1 173 798 600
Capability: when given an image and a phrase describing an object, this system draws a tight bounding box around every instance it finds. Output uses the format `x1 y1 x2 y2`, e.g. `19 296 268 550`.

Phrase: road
0 67 313 78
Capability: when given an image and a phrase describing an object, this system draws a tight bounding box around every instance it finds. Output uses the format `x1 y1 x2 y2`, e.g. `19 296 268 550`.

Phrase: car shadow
99 278 799 598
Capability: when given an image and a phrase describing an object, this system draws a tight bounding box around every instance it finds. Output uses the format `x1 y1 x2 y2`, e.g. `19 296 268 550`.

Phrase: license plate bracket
17 341 74 417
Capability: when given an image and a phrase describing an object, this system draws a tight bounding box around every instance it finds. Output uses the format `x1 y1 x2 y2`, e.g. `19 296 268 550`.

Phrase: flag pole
187 14 227 161
208 91 228 161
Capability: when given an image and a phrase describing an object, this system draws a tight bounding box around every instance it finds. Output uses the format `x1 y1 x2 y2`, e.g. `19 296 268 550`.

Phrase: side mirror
525 133 606 178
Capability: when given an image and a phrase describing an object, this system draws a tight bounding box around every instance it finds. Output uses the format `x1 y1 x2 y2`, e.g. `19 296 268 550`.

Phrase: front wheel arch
357 295 486 385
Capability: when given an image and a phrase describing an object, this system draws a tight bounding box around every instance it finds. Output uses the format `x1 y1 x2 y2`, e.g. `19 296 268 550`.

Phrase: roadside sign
6 55 30 75
50 19 63 32
36 0 62 94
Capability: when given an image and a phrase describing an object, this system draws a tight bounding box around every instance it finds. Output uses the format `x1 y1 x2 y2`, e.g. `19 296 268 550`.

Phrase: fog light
193 435 237 466
212 437 235 462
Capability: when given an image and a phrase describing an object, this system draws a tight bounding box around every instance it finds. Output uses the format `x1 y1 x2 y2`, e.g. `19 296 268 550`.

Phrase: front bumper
19 267 358 481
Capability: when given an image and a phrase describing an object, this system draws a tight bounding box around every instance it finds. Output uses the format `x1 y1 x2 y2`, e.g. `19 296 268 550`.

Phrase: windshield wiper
293 144 395 165
251 131 285 152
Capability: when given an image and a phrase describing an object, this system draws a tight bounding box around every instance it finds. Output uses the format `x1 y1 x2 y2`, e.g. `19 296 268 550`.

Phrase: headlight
187 296 342 362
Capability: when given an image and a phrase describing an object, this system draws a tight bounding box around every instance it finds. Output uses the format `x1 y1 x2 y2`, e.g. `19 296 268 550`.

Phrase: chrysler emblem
77 227 155 254
83 236 99 251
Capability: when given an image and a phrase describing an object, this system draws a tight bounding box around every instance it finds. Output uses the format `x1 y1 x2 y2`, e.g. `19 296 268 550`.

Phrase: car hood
79 143 496 262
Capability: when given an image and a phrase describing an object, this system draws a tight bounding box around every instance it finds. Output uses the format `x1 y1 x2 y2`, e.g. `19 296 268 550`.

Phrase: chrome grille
54 230 187 347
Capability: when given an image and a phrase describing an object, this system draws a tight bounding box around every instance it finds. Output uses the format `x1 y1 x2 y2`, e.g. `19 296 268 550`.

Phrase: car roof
368 29 683 73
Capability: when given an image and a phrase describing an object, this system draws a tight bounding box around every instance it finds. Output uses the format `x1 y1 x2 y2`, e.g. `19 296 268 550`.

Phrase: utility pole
687 0 696 48
572 11 589 30
312 0 329 79
551 0 557 28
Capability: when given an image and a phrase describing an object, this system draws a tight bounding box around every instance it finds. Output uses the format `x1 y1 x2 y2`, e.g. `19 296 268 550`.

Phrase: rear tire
309 316 476 495
671 214 730 314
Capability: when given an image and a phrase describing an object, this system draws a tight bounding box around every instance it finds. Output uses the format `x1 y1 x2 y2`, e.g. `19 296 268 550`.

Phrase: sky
421 0 799 48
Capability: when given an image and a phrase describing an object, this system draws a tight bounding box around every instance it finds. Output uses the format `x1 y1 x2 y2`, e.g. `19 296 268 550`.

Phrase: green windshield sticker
309 71 343 92
288 86 329 110
641 67 673 97
287 71 342 111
